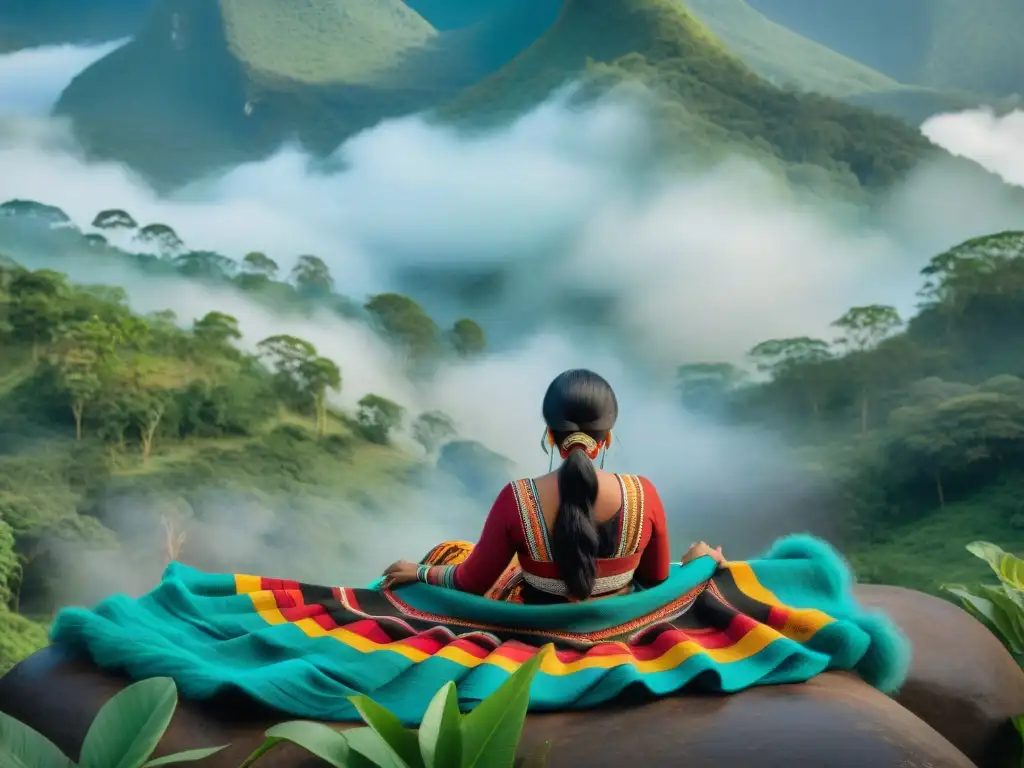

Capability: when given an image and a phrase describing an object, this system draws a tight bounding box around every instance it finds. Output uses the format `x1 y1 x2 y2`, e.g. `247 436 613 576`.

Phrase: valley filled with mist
1 0 1024 672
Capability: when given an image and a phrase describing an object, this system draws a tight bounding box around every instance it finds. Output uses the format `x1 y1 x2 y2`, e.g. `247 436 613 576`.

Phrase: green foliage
247 648 545 767
413 412 457 455
357 395 405 446
365 294 441 371
0 676 227 767
290 255 334 298
449 319 486 359
219 0 436 85
943 542 1024 664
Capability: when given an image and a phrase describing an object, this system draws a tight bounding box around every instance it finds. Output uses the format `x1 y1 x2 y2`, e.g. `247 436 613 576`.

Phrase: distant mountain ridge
43 0 934 195
747 0 1024 97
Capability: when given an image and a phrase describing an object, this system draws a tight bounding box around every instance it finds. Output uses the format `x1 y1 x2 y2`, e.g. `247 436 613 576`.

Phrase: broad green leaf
344 727 409 768
79 677 178 768
418 683 462 768
0 710 73 768
249 722 351 768
143 746 230 766
348 696 424 768
967 541 1024 590
460 647 545 768
976 585 1024 654
942 584 1000 628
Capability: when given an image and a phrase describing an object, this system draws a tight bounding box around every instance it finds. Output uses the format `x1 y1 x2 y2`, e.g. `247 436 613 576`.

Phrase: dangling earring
600 430 612 470
541 428 554 471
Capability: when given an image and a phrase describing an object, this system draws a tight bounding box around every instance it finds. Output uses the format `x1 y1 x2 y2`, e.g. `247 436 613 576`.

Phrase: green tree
257 334 318 412
192 311 242 350
449 318 487 358
135 223 184 256
8 269 69 360
290 255 333 296
675 362 745 415
127 383 173 464
413 410 457 454
49 316 123 440
173 251 236 280
832 305 903 432
357 394 405 445
886 386 1024 507
748 337 832 419
91 209 137 230
299 357 341 437
364 293 440 367
242 251 279 278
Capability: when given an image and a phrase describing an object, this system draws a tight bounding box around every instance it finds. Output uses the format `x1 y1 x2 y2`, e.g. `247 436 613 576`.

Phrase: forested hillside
678 231 1024 592
0 198 501 672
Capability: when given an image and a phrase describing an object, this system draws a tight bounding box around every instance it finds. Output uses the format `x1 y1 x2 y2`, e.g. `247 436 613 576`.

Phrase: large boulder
0 583 1020 767
856 584 1024 768
0 649 973 768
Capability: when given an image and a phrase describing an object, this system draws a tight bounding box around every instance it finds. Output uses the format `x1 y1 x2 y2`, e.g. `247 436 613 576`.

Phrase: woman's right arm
417 484 521 595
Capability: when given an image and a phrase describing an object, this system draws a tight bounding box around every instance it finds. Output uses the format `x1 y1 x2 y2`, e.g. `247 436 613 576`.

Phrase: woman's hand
681 541 726 566
381 560 419 589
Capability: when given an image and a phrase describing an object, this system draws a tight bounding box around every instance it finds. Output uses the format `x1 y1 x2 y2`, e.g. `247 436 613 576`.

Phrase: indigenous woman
382 368 726 603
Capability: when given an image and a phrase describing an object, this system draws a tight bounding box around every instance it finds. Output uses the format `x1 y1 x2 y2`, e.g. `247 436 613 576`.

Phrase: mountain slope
219 0 436 86
746 0 1024 96
444 0 934 193
679 0 898 98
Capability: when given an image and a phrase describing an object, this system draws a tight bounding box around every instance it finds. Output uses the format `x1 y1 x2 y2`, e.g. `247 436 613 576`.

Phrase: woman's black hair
542 369 619 601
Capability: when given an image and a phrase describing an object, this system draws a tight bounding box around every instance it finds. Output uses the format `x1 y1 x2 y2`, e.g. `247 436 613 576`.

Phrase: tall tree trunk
860 388 869 434
935 468 945 507
141 406 164 464
72 401 83 441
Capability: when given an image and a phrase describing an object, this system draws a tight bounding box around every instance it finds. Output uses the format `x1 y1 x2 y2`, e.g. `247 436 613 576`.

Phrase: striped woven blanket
49 533 909 725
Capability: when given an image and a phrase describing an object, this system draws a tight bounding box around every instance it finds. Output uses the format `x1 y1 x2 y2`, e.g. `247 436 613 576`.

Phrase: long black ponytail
542 370 618 602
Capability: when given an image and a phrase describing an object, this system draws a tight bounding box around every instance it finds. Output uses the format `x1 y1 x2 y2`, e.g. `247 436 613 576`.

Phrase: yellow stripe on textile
724 562 834 643
234 585 791 676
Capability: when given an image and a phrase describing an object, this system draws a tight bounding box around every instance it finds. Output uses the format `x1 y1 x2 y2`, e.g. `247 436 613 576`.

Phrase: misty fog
2 42 1024 597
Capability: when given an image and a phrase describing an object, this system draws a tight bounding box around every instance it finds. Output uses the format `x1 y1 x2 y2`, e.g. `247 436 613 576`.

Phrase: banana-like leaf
967 541 1024 591
460 647 545 768
344 727 410 768
348 695 423 768
975 584 1024 655
0 710 73 768
418 682 462 768
78 677 178 768
942 584 1000 629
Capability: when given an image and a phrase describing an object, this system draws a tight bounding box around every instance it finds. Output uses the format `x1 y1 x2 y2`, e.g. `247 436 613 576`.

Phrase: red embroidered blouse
421 474 671 598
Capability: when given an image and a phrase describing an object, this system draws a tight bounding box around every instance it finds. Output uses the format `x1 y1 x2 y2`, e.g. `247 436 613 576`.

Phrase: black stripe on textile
709 569 774 623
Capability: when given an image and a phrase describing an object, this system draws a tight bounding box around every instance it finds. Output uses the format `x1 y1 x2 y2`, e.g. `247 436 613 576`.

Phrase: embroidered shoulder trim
615 474 646 557
512 479 552 561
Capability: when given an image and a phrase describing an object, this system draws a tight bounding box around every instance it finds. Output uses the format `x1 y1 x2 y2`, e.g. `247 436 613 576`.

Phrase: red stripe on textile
767 605 789 630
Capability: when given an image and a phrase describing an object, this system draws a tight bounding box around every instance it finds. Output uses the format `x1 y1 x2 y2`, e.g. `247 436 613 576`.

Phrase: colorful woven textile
49 534 910 725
